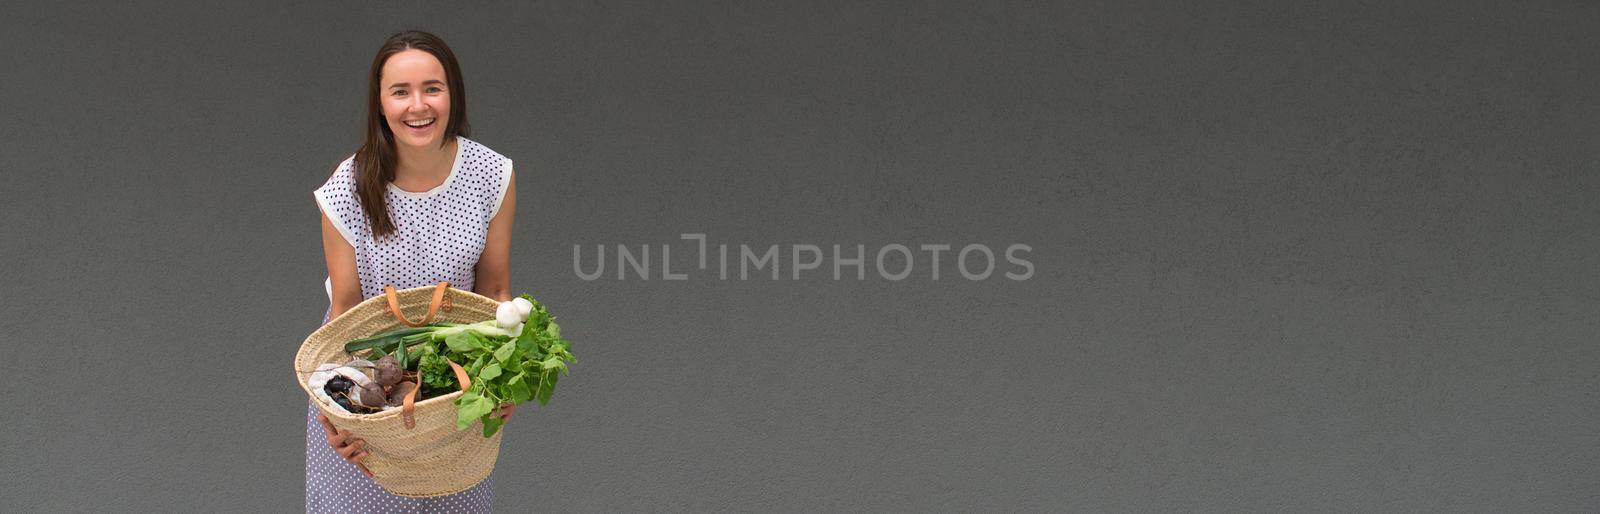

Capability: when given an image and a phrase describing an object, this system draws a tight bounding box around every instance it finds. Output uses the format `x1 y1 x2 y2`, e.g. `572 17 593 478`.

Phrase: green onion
343 321 521 355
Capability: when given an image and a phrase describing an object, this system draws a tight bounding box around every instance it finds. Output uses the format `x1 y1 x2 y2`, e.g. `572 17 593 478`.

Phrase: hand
317 414 374 478
492 404 516 424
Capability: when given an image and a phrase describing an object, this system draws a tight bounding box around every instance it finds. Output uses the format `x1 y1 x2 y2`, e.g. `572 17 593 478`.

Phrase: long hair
352 30 470 239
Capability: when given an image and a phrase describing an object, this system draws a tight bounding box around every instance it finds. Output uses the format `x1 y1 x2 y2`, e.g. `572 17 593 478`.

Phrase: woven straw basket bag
294 282 503 498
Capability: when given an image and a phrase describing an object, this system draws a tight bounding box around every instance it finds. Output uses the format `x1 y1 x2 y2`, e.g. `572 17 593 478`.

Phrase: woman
307 30 516 512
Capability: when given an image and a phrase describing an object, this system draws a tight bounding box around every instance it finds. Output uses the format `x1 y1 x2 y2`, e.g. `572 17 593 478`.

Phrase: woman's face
379 49 451 150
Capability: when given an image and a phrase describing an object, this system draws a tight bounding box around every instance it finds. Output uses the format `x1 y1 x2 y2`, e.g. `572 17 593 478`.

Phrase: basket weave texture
294 284 502 498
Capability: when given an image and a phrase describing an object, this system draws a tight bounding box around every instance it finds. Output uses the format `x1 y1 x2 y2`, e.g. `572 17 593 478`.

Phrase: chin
394 134 436 148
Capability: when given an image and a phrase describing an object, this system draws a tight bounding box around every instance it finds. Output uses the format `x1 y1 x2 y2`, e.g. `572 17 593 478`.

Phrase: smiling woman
307 30 516 513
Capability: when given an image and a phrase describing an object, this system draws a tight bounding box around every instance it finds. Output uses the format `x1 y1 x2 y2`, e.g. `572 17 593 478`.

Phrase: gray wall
2 0 1595 511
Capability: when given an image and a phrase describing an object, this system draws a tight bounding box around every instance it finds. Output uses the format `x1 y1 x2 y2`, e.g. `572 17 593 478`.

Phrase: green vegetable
344 321 522 358
416 345 457 395
345 325 442 353
341 293 578 437
434 294 576 437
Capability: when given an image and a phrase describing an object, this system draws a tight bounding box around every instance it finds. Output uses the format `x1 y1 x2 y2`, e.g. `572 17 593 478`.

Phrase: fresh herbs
443 294 576 437
341 293 577 438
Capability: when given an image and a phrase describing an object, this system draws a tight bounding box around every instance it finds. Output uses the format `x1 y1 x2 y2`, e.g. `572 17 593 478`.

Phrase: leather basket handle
402 360 474 429
384 281 453 327
387 281 462 429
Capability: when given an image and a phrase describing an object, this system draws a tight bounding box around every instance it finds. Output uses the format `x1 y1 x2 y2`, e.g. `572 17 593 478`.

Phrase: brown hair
352 30 471 239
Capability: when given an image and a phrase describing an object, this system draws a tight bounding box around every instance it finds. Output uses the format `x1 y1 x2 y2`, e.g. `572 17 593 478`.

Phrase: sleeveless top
315 136 513 302
306 136 511 512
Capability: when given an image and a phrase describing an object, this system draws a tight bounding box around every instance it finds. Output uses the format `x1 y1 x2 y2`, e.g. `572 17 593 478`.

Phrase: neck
394 136 457 180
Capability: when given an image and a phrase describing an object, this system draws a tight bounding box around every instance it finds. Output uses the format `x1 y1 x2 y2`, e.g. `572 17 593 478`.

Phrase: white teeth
404 118 435 127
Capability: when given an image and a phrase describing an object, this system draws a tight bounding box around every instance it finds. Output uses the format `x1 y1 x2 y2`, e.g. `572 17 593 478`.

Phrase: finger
330 425 358 445
325 429 347 447
340 445 368 461
335 438 363 458
317 415 339 437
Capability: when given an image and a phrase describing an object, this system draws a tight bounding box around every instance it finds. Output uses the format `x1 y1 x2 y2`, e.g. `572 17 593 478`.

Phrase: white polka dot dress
306 136 513 513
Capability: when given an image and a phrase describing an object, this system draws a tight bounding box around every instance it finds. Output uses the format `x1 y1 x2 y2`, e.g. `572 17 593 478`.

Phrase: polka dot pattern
305 402 495 513
314 136 514 300
307 136 513 512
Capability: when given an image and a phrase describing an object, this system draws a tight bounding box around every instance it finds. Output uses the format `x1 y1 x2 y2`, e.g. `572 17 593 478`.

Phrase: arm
321 207 363 321
318 204 373 470
474 169 515 302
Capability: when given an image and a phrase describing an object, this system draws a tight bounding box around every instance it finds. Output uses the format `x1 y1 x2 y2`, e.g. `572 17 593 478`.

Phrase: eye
427 87 443 93
392 90 406 96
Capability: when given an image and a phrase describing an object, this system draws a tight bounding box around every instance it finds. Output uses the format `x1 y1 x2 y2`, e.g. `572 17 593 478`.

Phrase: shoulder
455 138 515 212
457 137 513 177
315 154 359 196
313 154 365 240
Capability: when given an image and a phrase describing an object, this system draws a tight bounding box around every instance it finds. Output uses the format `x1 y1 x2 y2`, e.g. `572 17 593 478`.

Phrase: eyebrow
388 80 446 89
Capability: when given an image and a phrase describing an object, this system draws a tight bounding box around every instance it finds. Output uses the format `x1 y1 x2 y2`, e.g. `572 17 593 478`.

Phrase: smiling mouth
404 118 436 128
